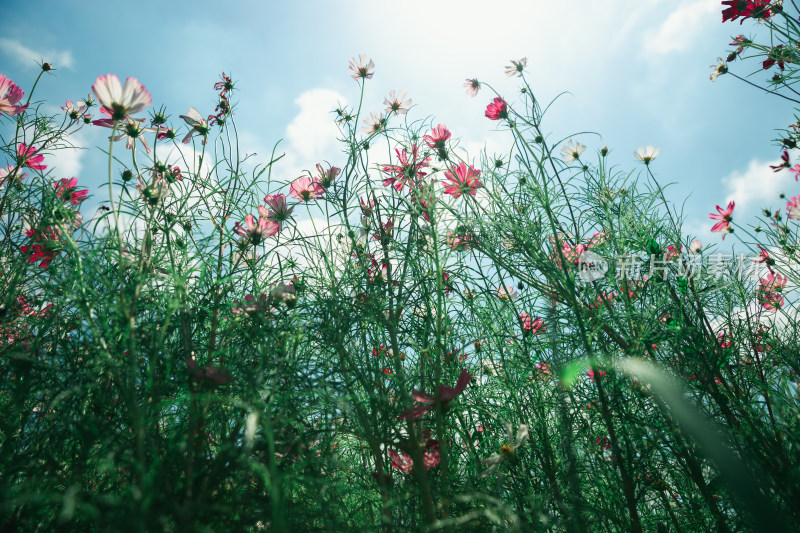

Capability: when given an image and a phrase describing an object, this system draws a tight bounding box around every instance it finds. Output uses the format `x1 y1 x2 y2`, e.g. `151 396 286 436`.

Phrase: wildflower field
2 1 800 531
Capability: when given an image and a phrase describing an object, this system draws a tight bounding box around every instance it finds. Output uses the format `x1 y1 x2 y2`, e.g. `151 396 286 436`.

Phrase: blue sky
0 0 794 247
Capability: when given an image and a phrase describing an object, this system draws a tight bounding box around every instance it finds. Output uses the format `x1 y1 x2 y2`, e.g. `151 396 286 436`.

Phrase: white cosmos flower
634 145 660 165
92 74 151 119
560 140 586 163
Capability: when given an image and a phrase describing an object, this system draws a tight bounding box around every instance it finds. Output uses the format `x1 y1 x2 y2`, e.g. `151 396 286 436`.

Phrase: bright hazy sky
1 0 793 246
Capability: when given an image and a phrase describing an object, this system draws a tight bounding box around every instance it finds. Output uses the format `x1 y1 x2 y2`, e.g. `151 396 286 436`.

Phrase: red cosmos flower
443 162 482 198
289 176 325 201
17 143 46 171
233 214 279 244
186 357 233 387
520 312 546 336
485 97 509 120
382 144 430 192
423 124 452 152
54 178 89 205
214 72 234 98
400 369 471 420
20 227 60 268
0 74 28 116
709 201 735 238
763 45 790 71
721 0 771 24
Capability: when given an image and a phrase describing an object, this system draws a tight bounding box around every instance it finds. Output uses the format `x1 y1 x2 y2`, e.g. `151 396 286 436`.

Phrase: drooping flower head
179 107 210 144
92 74 151 120
464 78 481 97
289 176 325 202
709 201 735 238
348 54 375 80
0 74 28 116
54 178 89 205
17 143 46 171
442 162 482 198
485 97 509 120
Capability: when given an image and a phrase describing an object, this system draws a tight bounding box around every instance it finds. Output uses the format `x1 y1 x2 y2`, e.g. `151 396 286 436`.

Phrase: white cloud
644 0 718 55
0 38 75 70
722 157 797 214
285 88 346 163
46 132 88 178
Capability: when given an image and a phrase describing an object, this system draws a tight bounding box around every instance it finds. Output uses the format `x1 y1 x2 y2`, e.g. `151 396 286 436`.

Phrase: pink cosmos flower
348 54 375 80
787 196 800 220
54 178 89 205
0 165 27 188
756 245 775 274
388 432 440 473
464 78 481 97
233 214 279 244
485 97 509 120
262 193 294 228
289 176 325 202
92 74 151 120
0 75 28 116
17 143 46 171
232 293 271 317
61 100 87 122
757 272 787 311
360 196 377 217
534 361 551 376
382 144 430 192
789 164 800 181
690 239 703 253
760 272 787 292
520 312 545 336
384 89 412 116
709 201 735 238
400 369 471 420
362 111 386 134
315 163 340 188
495 285 518 301
443 162 482 198
587 368 607 383
423 124 452 152
179 107 210 144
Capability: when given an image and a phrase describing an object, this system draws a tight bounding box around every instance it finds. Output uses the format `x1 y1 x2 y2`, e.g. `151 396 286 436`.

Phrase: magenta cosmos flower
485 97 509 120
92 74 151 120
54 178 89 205
709 201 735 238
382 144 430 192
400 369 472 420
289 176 325 202
17 143 46 171
443 162 482 198
388 432 441 474
520 312 545 336
233 214 279 245
0 74 28 116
